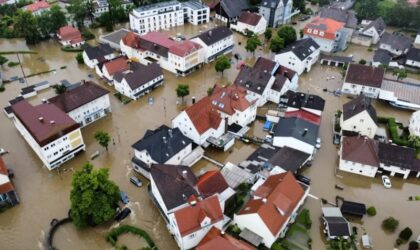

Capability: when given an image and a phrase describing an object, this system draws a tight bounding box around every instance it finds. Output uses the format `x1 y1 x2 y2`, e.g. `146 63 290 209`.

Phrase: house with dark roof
214 0 254 24
230 11 267 35
322 207 352 240
378 142 420 179
82 44 115 69
259 0 295 28
319 7 357 41
234 57 298 107
360 17 386 45
372 49 392 67
190 26 234 63
197 227 256 250
131 125 196 178
273 116 320 155
341 95 378 138
56 26 84 48
48 81 111 127
405 47 420 69
0 157 19 207
341 64 385 98
233 172 310 247
113 62 164 100
379 32 413 56
280 91 325 116
10 100 85 170
274 37 320 75
303 17 348 53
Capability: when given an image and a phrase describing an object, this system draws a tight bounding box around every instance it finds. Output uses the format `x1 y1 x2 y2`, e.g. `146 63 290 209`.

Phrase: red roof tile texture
185 97 223 135
304 17 345 40
0 157 14 194
197 170 229 198
57 26 83 44
23 0 50 12
197 227 256 250
169 40 202 57
210 85 252 115
103 56 129 76
238 11 262 26
284 110 321 125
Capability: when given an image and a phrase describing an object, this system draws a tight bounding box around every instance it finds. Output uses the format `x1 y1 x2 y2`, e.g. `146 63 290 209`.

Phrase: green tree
248 0 261 6
318 0 329 6
67 0 90 28
176 84 190 103
49 5 67 33
393 68 407 80
215 55 231 76
14 10 40 44
277 25 297 47
367 206 377 216
293 0 306 12
408 135 420 148
70 163 120 228
76 52 84 64
0 55 8 67
269 35 285 53
355 0 379 20
399 227 413 241
207 86 214 96
94 131 111 151
382 217 399 232
359 59 367 65
52 84 67 94
264 28 272 42
245 35 262 55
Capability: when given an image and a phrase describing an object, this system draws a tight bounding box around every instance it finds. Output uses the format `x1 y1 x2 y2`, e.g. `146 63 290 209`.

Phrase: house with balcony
319 7 357 42
341 64 385 98
259 0 295 28
303 17 348 53
214 0 253 24
95 56 130 82
358 17 386 45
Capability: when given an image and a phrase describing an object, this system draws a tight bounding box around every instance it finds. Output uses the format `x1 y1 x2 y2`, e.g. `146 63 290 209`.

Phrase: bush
7 61 19 67
271 242 285 250
367 206 377 216
396 238 403 246
409 241 419 250
382 217 399 232
297 209 312 229
106 225 156 249
359 59 367 65
0 86 5 92
399 227 413 241
227 224 241 235
81 30 95 40
75 52 84 64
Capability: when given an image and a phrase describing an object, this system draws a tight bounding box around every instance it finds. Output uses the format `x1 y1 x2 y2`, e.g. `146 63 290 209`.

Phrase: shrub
399 227 413 241
227 224 241 235
367 206 377 216
359 59 367 65
271 242 285 250
409 241 419 250
106 225 156 249
0 86 5 92
382 217 399 232
367 47 373 52
82 30 95 40
7 61 19 67
75 52 84 64
396 238 403 246
297 209 312 229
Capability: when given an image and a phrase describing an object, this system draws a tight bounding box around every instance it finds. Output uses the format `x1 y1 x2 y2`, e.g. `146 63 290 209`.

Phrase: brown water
0 21 419 250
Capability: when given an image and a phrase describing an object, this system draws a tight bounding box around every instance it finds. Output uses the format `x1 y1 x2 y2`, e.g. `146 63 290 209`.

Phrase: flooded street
0 21 419 250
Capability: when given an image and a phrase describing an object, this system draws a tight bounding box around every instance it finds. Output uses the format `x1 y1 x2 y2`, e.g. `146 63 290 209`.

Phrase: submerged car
130 176 142 187
0 148 8 156
120 191 129 204
382 175 392 189
315 138 322 149
115 207 131 222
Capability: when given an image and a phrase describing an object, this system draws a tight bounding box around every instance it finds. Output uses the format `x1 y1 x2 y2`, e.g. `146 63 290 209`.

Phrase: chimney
38 117 44 123
50 120 55 125
262 198 267 204
208 30 212 37
81 79 85 84
182 170 187 178
168 129 173 138
163 136 167 143
42 98 47 104
221 231 225 235
302 128 308 136
192 96 196 104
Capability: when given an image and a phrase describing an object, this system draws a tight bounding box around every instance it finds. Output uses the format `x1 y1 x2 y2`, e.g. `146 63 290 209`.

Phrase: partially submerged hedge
106 225 157 249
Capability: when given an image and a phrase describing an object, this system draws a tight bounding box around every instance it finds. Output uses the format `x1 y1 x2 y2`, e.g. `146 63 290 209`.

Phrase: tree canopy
13 10 40 44
277 26 296 47
215 55 231 76
94 131 111 151
245 35 262 55
70 163 120 228
355 0 379 20
269 35 285 53
52 84 67 94
176 84 190 102
293 0 306 13
264 28 272 42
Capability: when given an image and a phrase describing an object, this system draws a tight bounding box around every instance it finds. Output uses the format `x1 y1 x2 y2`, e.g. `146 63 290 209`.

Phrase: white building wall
379 43 407 56
114 74 164 100
234 213 276 247
190 35 234 63
218 104 257 128
362 27 380 44
380 163 411 179
231 17 267 35
341 82 381 98
272 137 314 155
340 111 378 138
67 94 111 127
305 35 335 53
339 158 377 177
406 59 420 68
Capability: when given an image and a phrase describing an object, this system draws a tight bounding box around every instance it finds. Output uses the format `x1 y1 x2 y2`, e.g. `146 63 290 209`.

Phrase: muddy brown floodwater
0 20 419 250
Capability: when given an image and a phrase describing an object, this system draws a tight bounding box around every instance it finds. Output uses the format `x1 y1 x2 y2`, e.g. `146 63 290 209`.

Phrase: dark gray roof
194 26 232 46
268 146 310 173
319 7 357 28
217 0 251 18
344 64 384 88
274 117 319 146
378 142 419 171
234 64 273 95
406 47 420 62
281 91 325 112
324 217 351 237
114 62 163 90
362 17 386 34
342 95 377 123
84 44 114 61
373 49 392 66
150 164 198 210
281 38 320 61
341 200 366 217
247 144 278 162
132 125 192 163
379 32 413 52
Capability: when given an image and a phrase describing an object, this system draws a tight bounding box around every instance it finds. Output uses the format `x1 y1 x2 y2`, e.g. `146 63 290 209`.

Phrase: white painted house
274 37 320 75
259 0 295 28
303 17 348 53
230 11 267 36
48 81 111 128
341 95 378 138
341 64 385 98
95 56 129 82
56 26 84 48
10 100 85 170
414 29 420 48
22 0 50 15
82 44 115 69
360 17 386 45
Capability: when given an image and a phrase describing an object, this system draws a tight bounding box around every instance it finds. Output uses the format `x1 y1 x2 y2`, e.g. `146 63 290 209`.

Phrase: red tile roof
304 17 345 40
11 100 79 147
239 172 305 235
122 32 141 48
23 0 50 12
341 136 380 167
185 97 223 135
103 56 129 76
197 171 229 198
197 227 256 250
169 40 202 57
174 195 224 237
238 11 262 26
284 109 321 125
142 31 177 48
0 157 14 194
57 26 83 44
210 85 253 116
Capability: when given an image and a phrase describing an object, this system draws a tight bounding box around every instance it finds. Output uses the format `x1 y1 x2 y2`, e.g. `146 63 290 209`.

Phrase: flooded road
0 20 419 250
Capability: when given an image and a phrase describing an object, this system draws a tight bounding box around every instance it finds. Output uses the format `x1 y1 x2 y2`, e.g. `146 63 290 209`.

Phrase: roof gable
341 136 380 167
184 97 223 135
342 95 377 122
344 64 384 88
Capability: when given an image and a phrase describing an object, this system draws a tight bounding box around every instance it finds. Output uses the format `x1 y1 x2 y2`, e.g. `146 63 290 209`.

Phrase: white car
0 148 8 156
315 138 321 149
382 175 392 189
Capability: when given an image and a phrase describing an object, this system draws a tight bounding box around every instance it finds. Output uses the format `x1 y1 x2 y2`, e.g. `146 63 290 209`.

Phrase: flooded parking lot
0 21 419 250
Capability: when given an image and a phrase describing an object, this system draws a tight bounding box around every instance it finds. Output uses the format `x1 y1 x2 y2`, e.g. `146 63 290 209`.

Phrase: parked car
114 207 131 222
296 174 311 185
381 175 392 188
333 133 341 145
299 15 310 21
120 191 129 204
0 148 8 156
264 135 273 143
130 176 142 187
316 138 322 149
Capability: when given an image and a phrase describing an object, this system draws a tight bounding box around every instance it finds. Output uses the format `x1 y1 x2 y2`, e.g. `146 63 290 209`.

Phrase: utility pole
16 53 27 86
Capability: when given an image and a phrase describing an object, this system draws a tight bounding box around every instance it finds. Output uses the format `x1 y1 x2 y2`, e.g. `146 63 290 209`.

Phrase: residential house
341 95 378 138
409 110 420 137
221 162 256 189
322 207 352 240
95 56 129 82
56 26 84 48
272 116 320 155
359 17 386 45
0 0 17 5
10 100 85 170
379 78 420 111
259 0 295 28
379 32 413 56
181 1 210 25
341 64 385 98
0 157 19 207
190 26 234 63
92 0 133 18
82 44 115 69
196 227 256 250
22 0 50 15
234 57 298 107
378 142 420 179
234 172 310 247
120 31 204 76
230 11 267 36
214 0 253 24
131 125 194 178
405 47 420 69
319 7 358 41
47 81 111 127
113 62 164 100
414 29 420 48
280 91 325 116
303 17 348 53
372 49 392 68
274 37 321 75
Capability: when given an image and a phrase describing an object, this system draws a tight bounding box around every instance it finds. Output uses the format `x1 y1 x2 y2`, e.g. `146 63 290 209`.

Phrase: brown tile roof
57 26 83 44
174 195 224 237
239 172 305 235
0 157 14 194
341 136 380 167
185 97 223 135
342 94 377 122
48 81 109 113
197 227 256 250
103 56 129 76
238 11 262 26
210 85 252 115
197 171 229 198
122 32 141 48
344 64 385 88
11 100 79 147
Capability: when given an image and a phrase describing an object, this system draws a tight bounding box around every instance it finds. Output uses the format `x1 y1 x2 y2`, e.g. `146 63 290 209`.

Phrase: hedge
297 209 312 229
0 51 37 55
61 47 84 52
377 117 410 146
106 225 157 249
